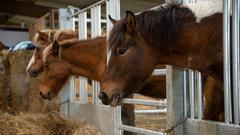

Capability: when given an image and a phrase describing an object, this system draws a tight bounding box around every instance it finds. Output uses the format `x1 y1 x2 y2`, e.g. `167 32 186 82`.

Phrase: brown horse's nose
99 92 109 105
40 91 52 100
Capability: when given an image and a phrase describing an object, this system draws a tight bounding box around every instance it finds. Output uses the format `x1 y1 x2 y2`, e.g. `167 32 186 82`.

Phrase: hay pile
0 50 59 114
0 111 102 135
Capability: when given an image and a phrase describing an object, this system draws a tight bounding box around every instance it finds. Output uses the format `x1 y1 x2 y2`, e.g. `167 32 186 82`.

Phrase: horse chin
109 92 123 107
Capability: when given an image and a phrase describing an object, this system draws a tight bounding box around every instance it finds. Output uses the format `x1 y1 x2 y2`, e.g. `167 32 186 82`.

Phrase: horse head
26 29 77 78
100 11 160 106
39 41 71 100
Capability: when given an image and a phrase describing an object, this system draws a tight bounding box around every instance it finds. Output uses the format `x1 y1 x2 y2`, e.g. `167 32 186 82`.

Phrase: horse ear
37 30 46 38
52 40 59 55
125 11 136 33
108 15 117 24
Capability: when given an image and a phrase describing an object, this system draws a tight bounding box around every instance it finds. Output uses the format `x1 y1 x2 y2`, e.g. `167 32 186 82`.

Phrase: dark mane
109 3 195 49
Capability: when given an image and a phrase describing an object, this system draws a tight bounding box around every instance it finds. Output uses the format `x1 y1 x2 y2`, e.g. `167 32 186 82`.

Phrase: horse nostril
40 91 43 96
99 92 109 105
99 92 108 100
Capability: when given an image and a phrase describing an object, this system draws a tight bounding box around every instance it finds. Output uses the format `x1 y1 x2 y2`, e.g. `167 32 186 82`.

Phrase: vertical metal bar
72 18 76 30
59 8 74 30
70 76 76 101
91 6 102 38
196 71 203 119
93 81 100 104
90 5 101 104
166 65 185 135
78 12 87 39
91 7 95 37
96 5 102 36
232 0 240 125
58 8 74 116
50 9 55 29
223 0 232 124
114 106 123 135
106 0 120 64
78 12 88 103
183 70 188 117
189 69 195 119
79 77 88 103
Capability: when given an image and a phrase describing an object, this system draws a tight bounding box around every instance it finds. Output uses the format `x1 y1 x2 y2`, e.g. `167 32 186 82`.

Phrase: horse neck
154 14 223 80
61 38 107 81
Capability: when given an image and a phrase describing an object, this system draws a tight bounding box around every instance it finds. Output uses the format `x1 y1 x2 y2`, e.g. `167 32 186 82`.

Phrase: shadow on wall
0 50 59 114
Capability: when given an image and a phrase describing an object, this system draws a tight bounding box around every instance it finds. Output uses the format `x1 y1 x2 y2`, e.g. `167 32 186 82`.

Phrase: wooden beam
0 0 52 18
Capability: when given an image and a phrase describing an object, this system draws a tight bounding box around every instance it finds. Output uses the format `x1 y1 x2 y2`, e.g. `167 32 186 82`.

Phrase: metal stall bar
70 76 76 101
106 0 120 65
223 0 233 124
123 98 167 107
68 0 106 18
114 106 123 135
58 8 75 116
166 65 185 135
119 125 165 135
189 69 195 119
77 11 89 103
183 70 188 117
232 0 240 125
78 76 88 103
106 0 120 36
152 69 167 76
93 80 101 104
90 5 102 104
196 71 203 119
78 12 87 39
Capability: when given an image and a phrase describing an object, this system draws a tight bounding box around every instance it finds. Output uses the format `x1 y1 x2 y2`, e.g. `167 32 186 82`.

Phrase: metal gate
166 0 240 134
58 0 167 135
57 0 240 134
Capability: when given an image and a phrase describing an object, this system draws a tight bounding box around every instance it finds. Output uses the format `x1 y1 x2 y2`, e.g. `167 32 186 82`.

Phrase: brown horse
39 37 166 135
26 29 78 77
101 2 223 105
101 3 224 119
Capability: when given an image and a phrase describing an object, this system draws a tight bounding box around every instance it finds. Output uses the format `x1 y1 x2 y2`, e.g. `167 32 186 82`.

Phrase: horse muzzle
40 91 52 100
99 91 123 107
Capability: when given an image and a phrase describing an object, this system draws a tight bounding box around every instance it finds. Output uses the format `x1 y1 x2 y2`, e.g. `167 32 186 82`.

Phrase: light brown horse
26 29 78 77
101 3 224 120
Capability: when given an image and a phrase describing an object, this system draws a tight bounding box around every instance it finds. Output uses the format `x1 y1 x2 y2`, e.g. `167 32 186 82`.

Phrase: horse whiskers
41 101 47 114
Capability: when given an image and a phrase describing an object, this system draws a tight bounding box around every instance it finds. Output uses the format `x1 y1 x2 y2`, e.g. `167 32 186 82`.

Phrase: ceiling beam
0 0 53 18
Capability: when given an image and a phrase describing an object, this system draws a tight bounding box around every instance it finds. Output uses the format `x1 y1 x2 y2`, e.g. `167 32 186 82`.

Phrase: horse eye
44 63 50 70
117 48 127 55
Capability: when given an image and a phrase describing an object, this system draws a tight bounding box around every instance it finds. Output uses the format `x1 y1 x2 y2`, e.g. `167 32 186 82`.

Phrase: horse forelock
33 29 56 48
108 21 126 50
26 53 36 72
42 44 52 63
